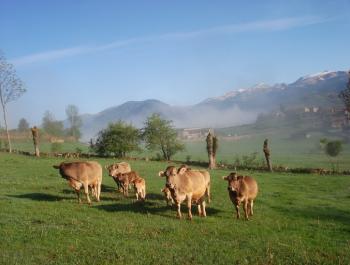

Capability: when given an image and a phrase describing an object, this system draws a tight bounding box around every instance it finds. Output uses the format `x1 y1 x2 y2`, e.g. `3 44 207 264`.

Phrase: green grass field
10 133 350 171
1 153 349 264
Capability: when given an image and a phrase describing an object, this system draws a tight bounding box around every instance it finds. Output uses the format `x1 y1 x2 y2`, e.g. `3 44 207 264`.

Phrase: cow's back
180 171 207 200
62 161 102 184
242 176 258 199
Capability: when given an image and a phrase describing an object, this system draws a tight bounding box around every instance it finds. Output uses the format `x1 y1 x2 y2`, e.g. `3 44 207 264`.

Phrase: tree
320 138 343 172
339 71 350 112
31 126 40 157
206 130 218 169
142 113 184 161
65 104 82 140
263 139 273 172
93 121 141 157
339 70 350 124
42 111 64 137
0 52 26 152
17 118 29 132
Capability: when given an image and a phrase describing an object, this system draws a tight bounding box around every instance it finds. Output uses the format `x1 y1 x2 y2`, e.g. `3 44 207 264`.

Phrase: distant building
312 107 319 113
180 128 203 140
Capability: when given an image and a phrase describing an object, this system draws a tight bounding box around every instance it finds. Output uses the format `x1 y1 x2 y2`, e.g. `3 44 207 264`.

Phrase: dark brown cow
53 161 102 204
223 172 258 220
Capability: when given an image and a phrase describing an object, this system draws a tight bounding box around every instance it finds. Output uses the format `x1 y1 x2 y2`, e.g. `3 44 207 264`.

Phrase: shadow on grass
94 200 222 219
272 205 350 226
7 193 69 201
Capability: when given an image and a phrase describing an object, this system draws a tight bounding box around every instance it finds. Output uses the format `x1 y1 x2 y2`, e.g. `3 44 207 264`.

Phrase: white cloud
11 16 328 66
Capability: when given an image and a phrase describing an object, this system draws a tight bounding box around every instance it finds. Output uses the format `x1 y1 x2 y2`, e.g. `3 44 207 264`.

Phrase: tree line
90 113 185 161
14 105 83 141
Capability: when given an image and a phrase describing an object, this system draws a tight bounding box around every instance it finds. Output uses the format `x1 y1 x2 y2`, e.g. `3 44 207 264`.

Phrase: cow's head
222 172 243 193
52 163 65 177
159 166 187 191
105 164 118 177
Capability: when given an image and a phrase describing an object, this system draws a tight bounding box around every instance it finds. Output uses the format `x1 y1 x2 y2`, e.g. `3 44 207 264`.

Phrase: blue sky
1 0 350 128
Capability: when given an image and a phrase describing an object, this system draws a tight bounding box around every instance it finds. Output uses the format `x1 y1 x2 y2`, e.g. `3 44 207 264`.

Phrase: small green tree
320 138 343 172
142 113 184 161
51 142 62 153
325 141 343 157
17 118 29 132
42 111 64 137
93 121 141 157
339 70 350 126
339 71 350 112
65 104 82 140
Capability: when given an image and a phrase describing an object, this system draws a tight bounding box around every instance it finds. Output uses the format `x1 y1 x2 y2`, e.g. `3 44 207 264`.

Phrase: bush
51 142 62 153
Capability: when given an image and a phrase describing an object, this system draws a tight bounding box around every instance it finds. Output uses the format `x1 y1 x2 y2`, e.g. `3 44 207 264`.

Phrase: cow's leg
135 192 139 201
235 203 240 219
142 188 146 201
97 183 101 202
176 202 182 219
197 204 202 216
83 183 91 205
243 200 249 220
206 185 211 204
187 195 193 220
75 189 81 204
201 200 207 217
249 200 254 216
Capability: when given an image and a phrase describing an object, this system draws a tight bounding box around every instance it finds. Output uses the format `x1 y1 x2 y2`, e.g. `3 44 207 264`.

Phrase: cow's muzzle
166 182 175 190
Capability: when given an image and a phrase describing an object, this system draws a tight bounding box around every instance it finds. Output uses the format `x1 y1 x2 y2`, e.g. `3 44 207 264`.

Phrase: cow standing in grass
223 172 258 220
53 161 103 204
159 165 211 220
105 162 131 191
115 171 140 197
133 177 146 201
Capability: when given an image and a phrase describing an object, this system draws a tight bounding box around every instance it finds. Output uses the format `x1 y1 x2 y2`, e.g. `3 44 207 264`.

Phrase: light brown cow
223 172 258 220
159 165 211 220
161 187 174 206
133 177 146 201
105 162 131 191
53 161 103 204
115 171 140 197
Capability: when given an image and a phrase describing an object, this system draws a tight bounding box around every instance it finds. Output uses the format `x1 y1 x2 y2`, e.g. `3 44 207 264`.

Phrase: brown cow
161 187 174 206
105 162 131 191
133 177 146 201
53 161 102 204
115 171 140 197
159 165 211 220
223 172 258 220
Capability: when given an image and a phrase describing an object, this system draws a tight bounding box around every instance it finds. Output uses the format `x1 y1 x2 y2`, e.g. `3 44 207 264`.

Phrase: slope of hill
80 71 348 140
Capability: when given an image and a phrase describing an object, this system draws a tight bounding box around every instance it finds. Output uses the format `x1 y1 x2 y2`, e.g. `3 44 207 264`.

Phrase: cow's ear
178 167 187 175
53 165 60 169
222 176 228 180
171 167 177 175
158 171 165 177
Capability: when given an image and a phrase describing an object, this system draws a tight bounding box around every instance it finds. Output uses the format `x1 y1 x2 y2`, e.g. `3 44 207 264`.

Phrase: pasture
0 153 349 265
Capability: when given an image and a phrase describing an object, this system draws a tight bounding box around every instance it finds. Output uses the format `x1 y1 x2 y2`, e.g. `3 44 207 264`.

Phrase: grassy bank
0 153 349 264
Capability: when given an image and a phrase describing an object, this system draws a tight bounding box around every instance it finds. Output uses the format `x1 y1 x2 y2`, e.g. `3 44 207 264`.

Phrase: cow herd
53 161 259 220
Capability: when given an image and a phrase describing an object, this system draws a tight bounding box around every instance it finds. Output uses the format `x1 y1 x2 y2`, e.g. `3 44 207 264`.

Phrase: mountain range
79 71 348 140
